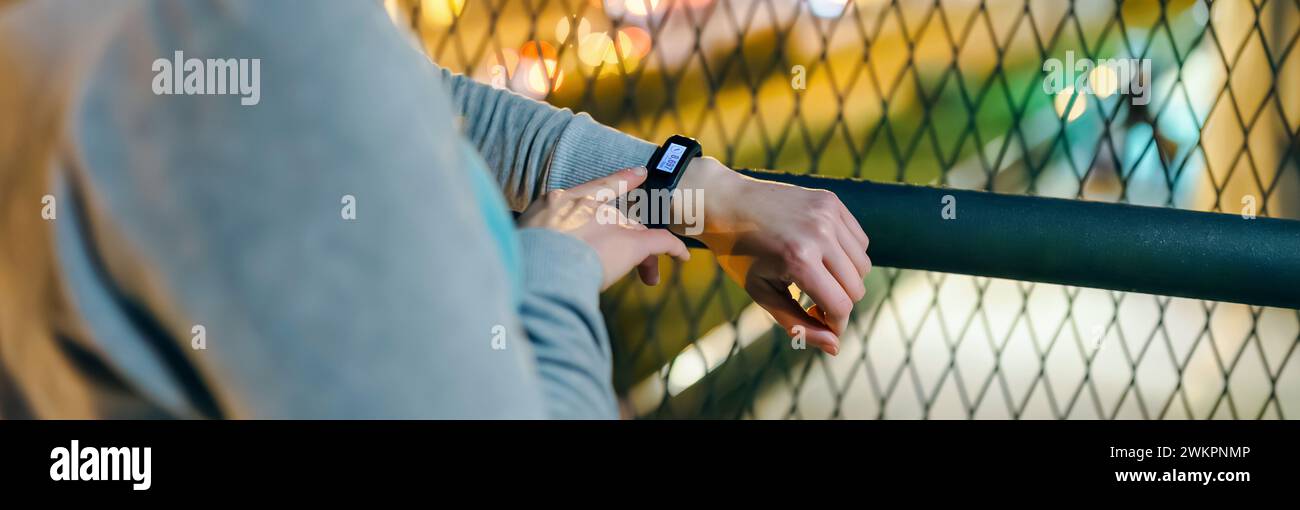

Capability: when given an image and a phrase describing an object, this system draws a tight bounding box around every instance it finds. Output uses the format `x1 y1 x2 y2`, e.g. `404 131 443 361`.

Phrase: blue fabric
461 140 523 304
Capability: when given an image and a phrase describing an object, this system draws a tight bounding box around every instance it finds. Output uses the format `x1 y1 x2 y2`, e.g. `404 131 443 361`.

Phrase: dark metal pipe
732 170 1300 309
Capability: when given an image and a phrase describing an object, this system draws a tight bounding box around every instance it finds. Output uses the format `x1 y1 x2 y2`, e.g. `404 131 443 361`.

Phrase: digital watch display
639 135 702 228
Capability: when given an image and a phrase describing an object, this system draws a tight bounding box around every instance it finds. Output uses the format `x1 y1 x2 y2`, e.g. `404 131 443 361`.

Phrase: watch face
656 142 688 173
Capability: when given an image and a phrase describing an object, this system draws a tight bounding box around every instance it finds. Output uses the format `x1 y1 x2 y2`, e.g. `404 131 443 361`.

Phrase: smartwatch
639 135 702 228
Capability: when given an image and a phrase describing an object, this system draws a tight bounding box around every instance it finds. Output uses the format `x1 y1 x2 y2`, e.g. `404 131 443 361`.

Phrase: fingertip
654 230 691 261
814 330 840 350
851 281 867 302
625 166 649 185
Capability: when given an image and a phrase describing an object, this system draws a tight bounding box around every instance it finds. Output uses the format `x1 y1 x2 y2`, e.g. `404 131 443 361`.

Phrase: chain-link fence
390 0 1300 419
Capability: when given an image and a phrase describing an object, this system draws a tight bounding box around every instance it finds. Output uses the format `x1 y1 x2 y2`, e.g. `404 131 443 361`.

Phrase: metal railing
394 0 1300 419
740 170 1300 309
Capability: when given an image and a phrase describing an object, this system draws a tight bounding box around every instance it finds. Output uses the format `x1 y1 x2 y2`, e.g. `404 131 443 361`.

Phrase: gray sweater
0 0 656 418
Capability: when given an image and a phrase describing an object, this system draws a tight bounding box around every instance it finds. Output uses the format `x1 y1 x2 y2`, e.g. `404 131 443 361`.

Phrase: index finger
748 279 840 355
567 167 648 202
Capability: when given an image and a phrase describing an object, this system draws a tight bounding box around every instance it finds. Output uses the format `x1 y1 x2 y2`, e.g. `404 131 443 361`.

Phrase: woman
0 0 869 418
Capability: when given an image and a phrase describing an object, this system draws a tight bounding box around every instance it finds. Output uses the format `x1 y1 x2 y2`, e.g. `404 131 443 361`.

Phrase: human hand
674 158 871 355
518 167 690 290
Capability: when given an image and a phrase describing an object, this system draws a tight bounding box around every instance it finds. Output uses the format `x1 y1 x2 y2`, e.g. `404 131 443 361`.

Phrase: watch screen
656 143 687 173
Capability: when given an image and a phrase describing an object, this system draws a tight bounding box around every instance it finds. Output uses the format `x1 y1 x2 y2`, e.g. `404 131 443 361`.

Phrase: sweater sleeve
3 0 642 419
47 0 630 419
432 65 657 210
516 228 619 419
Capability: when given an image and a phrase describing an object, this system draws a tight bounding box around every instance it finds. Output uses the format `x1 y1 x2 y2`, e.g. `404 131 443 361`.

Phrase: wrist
670 156 746 239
